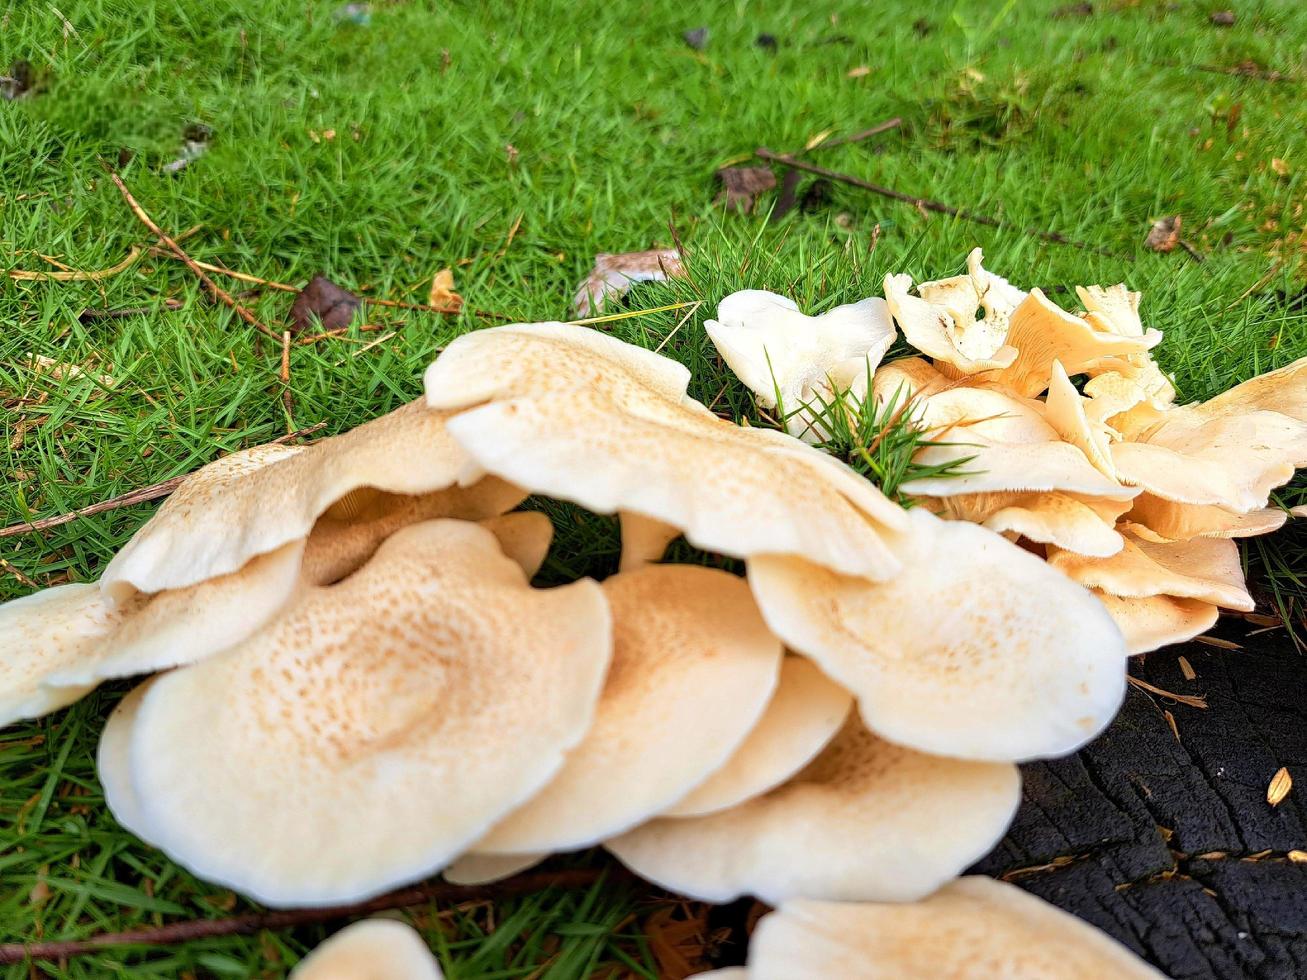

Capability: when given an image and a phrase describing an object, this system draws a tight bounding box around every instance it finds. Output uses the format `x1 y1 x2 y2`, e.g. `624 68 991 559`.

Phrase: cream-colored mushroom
1081 370 1171 441
102 401 525 601
471 564 782 854
1110 409 1307 513
96 680 154 840
290 919 443 980
618 511 681 571
0 584 142 727
986 288 1162 398
883 270 1018 376
606 715 1019 905
899 385 1137 503
1044 360 1116 478
477 511 555 579
1091 593 1219 655
933 491 1129 558
916 247 1027 355
1048 528 1254 612
442 852 547 886
745 877 1165 979
870 356 952 405
704 289 895 439
423 323 911 581
748 507 1128 761
1180 354 1307 424
1126 494 1287 542
666 656 851 818
122 519 611 906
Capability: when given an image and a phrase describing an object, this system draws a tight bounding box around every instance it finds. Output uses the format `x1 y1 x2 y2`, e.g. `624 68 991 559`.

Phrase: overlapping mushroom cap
290 919 444 980
607 715 1019 905
423 323 911 580
115 519 611 906
744 877 1165 979
471 564 783 854
748 507 1128 762
101 400 525 600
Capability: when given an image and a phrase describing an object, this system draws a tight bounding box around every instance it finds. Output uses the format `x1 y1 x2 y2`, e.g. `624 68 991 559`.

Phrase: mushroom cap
423 323 911 580
97 680 154 839
687 971 747 980
477 511 555 579
473 564 783 853
618 511 681 571
0 583 139 727
1044 360 1116 478
883 273 1018 375
290 919 443 980
747 877 1166 979
915 247 1028 360
442 852 546 886
1126 494 1288 542
606 715 1019 905
1183 354 1307 424
1092 593 1219 655
1110 410 1307 512
748 507 1128 762
870 356 951 405
900 386 1136 500
988 288 1161 398
936 491 1128 558
1082 370 1171 441
126 519 611 906
1076 283 1146 338
1048 529 1254 612
55 540 307 686
102 401 525 600
665 656 852 818
704 290 895 412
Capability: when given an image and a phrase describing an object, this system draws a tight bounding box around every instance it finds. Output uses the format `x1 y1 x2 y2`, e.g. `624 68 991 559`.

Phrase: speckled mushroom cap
666 656 851 819
124 519 611 907
290 919 444 980
746 878 1166 979
748 507 1128 762
101 401 525 600
0 583 140 727
472 564 783 854
606 715 1019 905
423 323 912 581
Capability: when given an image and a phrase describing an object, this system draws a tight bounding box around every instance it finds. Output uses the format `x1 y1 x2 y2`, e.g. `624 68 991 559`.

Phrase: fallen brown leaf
714 166 776 213
290 275 362 334
1145 215 1182 252
1268 767 1293 806
572 248 685 317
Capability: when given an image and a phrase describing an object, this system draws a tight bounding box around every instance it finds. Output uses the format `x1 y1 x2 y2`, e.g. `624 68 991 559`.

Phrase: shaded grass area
1 0 1305 975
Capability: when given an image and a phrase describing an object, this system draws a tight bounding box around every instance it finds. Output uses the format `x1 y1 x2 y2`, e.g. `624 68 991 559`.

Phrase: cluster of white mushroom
1 250 1300 977
293 876 1168 979
707 248 1307 656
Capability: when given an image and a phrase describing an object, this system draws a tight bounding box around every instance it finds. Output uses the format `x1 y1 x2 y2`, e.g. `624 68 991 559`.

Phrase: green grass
2 0 1305 975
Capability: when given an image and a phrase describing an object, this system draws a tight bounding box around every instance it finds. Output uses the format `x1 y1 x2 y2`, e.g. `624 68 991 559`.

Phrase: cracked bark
972 620 1307 980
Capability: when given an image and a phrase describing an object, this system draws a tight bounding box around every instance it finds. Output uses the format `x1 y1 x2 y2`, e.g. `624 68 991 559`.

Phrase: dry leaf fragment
1145 216 1182 253
427 268 463 312
846 65 872 79
1268 767 1293 806
1210 10 1235 26
715 167 777 213
1271 158 1290 176
1178 655 1195 681
1288 850 1307 863
290 275 361 333
572 248 685 317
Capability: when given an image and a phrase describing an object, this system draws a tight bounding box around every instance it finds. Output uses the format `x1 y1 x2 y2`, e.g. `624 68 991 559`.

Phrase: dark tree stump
972 621 1307 980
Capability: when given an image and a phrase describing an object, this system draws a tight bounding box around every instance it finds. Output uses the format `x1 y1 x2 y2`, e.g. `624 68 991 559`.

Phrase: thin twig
1127 675 1208 709
0 868 607 964
754 148 1119 257
1189 61 1295 82
79 300 185 321
104 169 281 341
5 248 142 283
0 422 327 539
806 116 902 153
